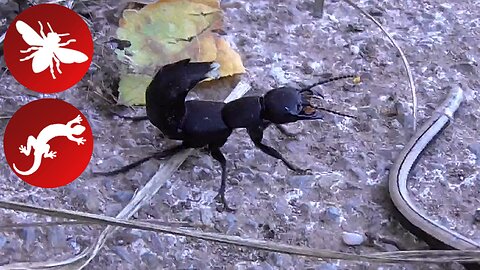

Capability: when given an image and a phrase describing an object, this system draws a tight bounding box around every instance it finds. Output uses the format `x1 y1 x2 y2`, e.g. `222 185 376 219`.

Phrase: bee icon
16 20 89 79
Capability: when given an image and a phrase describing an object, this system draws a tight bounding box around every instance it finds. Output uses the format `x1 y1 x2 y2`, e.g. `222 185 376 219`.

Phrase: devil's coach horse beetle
95 59 356 211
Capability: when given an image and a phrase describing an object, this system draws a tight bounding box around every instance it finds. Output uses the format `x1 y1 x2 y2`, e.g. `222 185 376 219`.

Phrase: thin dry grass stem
44 0 75 9
0 199 479 265
313 0 325 17
0 220 191 230
341 0 417 131
0 220 97 230
85 79 117 105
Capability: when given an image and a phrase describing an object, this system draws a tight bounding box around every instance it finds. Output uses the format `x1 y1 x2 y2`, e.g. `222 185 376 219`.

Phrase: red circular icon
3 4 93 93
3 99 93 188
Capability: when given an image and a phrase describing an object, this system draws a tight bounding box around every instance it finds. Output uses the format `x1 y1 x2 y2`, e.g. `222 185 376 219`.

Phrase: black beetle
95 59 356 211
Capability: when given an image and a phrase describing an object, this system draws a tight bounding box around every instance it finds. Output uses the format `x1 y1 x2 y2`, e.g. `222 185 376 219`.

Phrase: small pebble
342 232 365 246
394 100 415 130
468 143 480 165
324 206 341 222
350 45 360 55
474 209 480 223
85 194 101 212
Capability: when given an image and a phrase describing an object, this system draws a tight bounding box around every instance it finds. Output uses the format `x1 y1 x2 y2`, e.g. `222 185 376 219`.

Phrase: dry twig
0 199 479 266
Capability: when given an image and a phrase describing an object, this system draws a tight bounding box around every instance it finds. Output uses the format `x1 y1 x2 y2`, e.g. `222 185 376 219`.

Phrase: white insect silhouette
13 115 87 176
16 20 88 79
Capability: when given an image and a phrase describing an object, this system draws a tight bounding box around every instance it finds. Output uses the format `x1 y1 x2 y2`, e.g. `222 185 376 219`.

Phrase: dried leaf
115 0 245 105
215 38 246 76
117 74 152 105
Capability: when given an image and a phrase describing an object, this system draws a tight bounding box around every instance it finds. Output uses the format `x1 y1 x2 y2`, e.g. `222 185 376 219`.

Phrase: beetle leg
247 126 307 173
93 144 187 176
306 95 324 101
301 89 324 100
209 146 234 212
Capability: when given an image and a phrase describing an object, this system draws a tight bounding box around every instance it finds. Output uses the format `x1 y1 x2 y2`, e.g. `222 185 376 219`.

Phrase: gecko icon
13 115 86 176
3 98 94 188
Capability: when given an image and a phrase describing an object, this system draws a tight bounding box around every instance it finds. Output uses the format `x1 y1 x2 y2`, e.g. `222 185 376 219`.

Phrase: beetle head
262 87 354 124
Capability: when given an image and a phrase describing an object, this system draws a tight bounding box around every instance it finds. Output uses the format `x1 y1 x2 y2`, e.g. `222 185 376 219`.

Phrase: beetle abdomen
182 100 232 147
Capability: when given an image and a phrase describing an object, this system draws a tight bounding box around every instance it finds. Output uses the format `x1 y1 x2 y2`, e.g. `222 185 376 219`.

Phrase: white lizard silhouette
13 114 87 176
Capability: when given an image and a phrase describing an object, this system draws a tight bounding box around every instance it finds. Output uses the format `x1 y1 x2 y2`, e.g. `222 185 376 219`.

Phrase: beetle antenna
313 105 357 119
302 74 357 91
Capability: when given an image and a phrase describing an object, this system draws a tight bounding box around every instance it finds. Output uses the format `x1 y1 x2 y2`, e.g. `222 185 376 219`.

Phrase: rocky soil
0 0 479 269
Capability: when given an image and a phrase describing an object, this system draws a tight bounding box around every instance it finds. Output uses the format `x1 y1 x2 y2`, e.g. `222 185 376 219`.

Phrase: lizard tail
13 162 39 176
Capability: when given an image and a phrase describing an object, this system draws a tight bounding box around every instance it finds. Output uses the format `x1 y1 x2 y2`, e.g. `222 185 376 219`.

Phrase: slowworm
388 86 480 268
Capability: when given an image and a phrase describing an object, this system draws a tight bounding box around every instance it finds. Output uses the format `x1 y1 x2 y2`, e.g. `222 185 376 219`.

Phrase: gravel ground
0 0 479 269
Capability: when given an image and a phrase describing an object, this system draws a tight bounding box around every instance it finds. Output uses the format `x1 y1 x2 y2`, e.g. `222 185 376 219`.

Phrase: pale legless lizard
13 114 87 176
